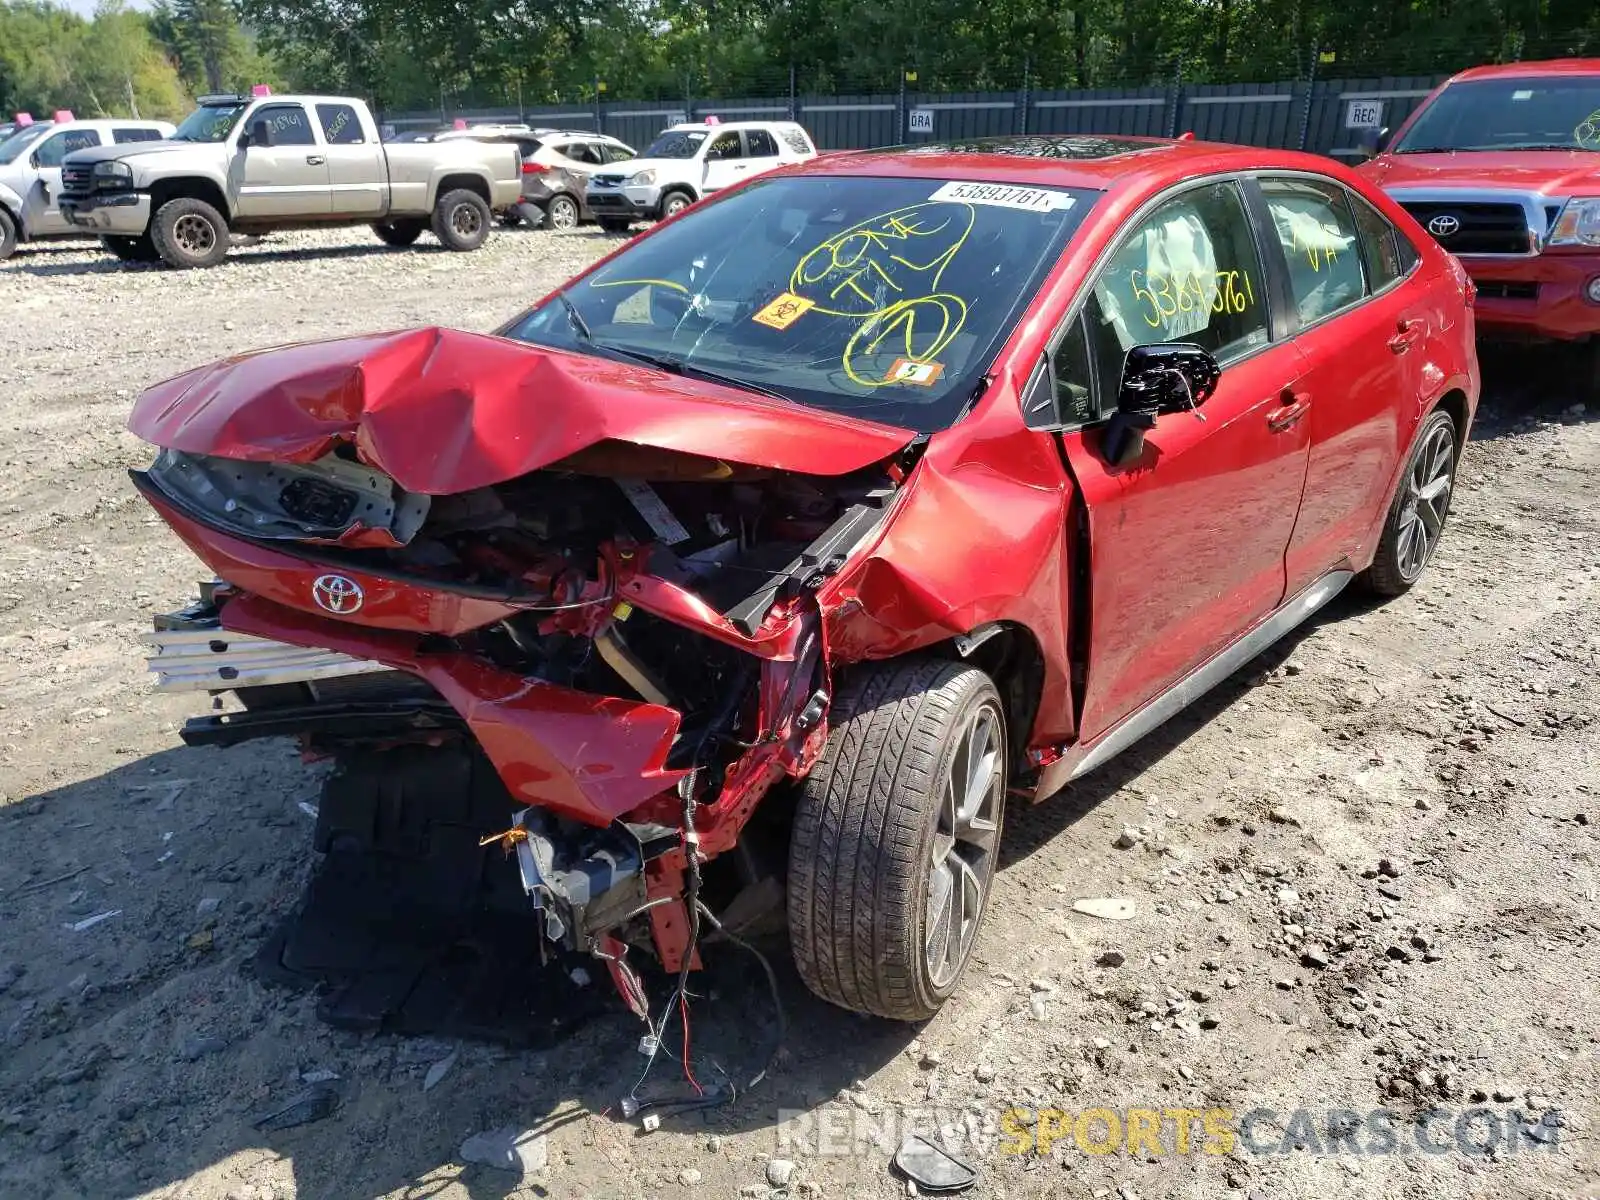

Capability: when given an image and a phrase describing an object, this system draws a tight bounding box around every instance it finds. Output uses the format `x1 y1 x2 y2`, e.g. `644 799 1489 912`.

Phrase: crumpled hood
127 326 916 493
1360 150 1600 195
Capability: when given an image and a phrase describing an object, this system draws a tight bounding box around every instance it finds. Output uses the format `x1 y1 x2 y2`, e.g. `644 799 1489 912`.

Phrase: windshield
642 130 707 159
0 123 52 165
1394 77 1600 152
172 103 247 143
504 174 1095 433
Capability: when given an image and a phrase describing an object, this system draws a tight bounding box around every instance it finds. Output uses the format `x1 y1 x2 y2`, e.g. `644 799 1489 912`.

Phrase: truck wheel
100 234 159 263
544 194 580 231
372 219 426 248
1365 409 1458 597
597 217 632 235
659 190 693 219
0 208 16 261
150 197 229 269
431 189 490 251
788 658 1007 1021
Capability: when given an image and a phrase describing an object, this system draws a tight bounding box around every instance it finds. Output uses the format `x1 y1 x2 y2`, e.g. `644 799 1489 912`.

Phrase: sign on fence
1344 99 1384 129
665 111 688 126
908 108 934 134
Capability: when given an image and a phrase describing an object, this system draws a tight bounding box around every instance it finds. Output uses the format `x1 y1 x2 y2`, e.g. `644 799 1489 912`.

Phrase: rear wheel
372 219 426 247
544 194 579 231
788 658 1007 1021
1366 409 1458 596
431 188 490 251
0 208 16 260
100 234 159 263
150 197 229 269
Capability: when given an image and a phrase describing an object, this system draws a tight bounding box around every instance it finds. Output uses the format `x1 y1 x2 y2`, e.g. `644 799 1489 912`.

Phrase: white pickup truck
57 93 522 268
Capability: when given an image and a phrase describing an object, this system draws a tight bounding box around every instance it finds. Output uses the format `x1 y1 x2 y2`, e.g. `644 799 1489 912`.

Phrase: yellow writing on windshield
1576 110 1600 150
790 202 976 386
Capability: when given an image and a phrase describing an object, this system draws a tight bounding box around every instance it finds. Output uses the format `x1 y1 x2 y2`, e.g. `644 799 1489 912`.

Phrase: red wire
679 992 703 1095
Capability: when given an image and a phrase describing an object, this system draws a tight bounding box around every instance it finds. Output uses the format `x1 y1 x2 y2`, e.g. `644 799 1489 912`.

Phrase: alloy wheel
1397 422 1455 580
924 700 1004 989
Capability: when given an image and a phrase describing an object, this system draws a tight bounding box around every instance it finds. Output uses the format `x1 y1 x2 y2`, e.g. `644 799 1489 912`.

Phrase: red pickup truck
1357 59 1600 393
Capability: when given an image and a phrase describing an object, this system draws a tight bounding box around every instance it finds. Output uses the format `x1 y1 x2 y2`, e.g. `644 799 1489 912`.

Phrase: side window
604 143 635 163
564 141 603 165
253 104 316 147
113 127 162 144
1259 177 1366 325
746 128 779 158
35 129 101 166
706 131 742 160
316 104 365 145
1049 313 1097 426
778 125 814 155
1087 181 1270 389
1347 192 1405 292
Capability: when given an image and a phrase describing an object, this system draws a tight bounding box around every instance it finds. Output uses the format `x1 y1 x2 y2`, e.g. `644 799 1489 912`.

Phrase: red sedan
131 134 1478 1028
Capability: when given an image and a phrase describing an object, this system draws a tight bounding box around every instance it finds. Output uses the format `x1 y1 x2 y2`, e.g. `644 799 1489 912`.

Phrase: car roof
668 120 802 132
783 134 1355 191
1447 57 1600 83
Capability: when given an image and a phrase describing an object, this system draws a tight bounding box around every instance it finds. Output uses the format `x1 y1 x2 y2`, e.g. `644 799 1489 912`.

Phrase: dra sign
908 108 934 134
1344 99 1384 130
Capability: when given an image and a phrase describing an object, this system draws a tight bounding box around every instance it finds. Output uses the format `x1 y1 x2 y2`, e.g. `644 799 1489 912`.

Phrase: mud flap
248 744 616 1046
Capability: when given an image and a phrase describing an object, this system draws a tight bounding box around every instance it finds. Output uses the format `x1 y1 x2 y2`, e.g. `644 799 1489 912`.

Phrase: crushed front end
131 326 915 1037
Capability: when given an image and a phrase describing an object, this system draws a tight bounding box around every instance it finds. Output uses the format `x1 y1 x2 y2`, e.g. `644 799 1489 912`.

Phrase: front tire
658 190 693 220
1366 409 1458 596
150 197 229 269
788 659 1007 1021
431 189 490 251
100 234 159 263
0 208 16 260
372 219 426 247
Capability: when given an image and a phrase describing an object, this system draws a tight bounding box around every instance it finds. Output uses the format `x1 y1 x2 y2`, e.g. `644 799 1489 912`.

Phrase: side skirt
1037 568 1355 794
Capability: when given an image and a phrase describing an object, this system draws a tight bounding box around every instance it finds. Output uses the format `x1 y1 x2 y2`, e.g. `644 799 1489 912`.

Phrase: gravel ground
0 225 1597 1200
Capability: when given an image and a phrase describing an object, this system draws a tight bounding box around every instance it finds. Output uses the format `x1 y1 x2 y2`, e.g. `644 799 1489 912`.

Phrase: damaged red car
132 134 1478 1029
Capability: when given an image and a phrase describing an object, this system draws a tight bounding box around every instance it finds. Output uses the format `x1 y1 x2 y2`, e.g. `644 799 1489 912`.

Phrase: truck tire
150 197 229 269
372 219 426 248
0 208 16 260
431 189 491 251
788 658 1008 1021
598 217 633 235
100 234 159 263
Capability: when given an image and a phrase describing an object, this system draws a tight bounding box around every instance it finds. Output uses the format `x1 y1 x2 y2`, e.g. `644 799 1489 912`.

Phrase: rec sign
1344 99 1384 129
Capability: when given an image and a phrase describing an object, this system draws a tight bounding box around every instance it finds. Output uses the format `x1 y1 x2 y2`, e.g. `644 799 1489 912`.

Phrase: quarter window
316 104 365 145
746 129 779 158
1087 181 1270 387
35 129 101 166
1348 192 1407 292
1260 177 1366 325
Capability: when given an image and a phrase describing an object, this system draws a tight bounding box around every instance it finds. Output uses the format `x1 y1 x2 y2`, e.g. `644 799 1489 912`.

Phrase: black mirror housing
1117 343 1221 417
246 119 272 148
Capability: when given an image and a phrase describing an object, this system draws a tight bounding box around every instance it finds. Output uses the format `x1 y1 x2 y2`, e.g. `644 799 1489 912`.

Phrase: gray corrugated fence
380 74 1447 161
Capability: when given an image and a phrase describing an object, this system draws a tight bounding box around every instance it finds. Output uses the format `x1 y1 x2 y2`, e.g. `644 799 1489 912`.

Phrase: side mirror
1376 125 1393 153
245 119 272 148
1356 126 1391 160
1102 343 1221 467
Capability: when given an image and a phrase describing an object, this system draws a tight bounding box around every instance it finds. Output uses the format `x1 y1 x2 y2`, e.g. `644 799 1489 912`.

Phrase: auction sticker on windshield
753 292 816 330
928 181 1076 212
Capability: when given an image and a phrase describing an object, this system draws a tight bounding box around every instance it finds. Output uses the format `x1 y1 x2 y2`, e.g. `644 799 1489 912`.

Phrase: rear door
236 102 330 218
315 102 383 217
1049 178 1314 743
25 126 102 236
1251 175 1430 594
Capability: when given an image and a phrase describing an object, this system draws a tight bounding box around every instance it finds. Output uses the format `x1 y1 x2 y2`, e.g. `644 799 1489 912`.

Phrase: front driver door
1053 178 1314 743
700 129 746 194
236 103 330 218
25 127 102 236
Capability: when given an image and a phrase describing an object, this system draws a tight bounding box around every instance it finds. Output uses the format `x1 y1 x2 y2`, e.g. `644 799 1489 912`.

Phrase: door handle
1387 319 1423 354
306 154 326 166
1267 390 1311 432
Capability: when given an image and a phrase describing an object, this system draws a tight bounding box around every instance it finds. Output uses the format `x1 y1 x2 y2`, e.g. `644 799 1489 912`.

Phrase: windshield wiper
1496 143 1582 151
555 289 593 342
1394 146 1465 154
604 347 795 404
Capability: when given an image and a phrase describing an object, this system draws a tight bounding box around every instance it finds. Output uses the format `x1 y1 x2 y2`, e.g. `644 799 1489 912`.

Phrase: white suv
584 119 816 231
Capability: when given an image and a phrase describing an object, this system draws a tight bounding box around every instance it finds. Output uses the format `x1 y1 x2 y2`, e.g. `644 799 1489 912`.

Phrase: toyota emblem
1427 214 1461 238
311 574 364 614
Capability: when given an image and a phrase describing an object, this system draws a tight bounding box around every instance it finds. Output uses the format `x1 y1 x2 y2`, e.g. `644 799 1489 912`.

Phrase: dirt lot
0 226 1597 1200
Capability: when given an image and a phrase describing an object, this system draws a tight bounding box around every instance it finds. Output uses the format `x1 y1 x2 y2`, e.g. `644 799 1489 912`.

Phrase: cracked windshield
505 174 1095 431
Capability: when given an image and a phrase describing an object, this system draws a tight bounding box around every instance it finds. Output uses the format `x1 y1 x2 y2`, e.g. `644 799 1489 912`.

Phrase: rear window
778 126 814 155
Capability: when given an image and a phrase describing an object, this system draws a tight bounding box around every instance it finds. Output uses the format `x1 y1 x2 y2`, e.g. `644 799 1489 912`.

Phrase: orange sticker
886 358 946 386
753 292 814 330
